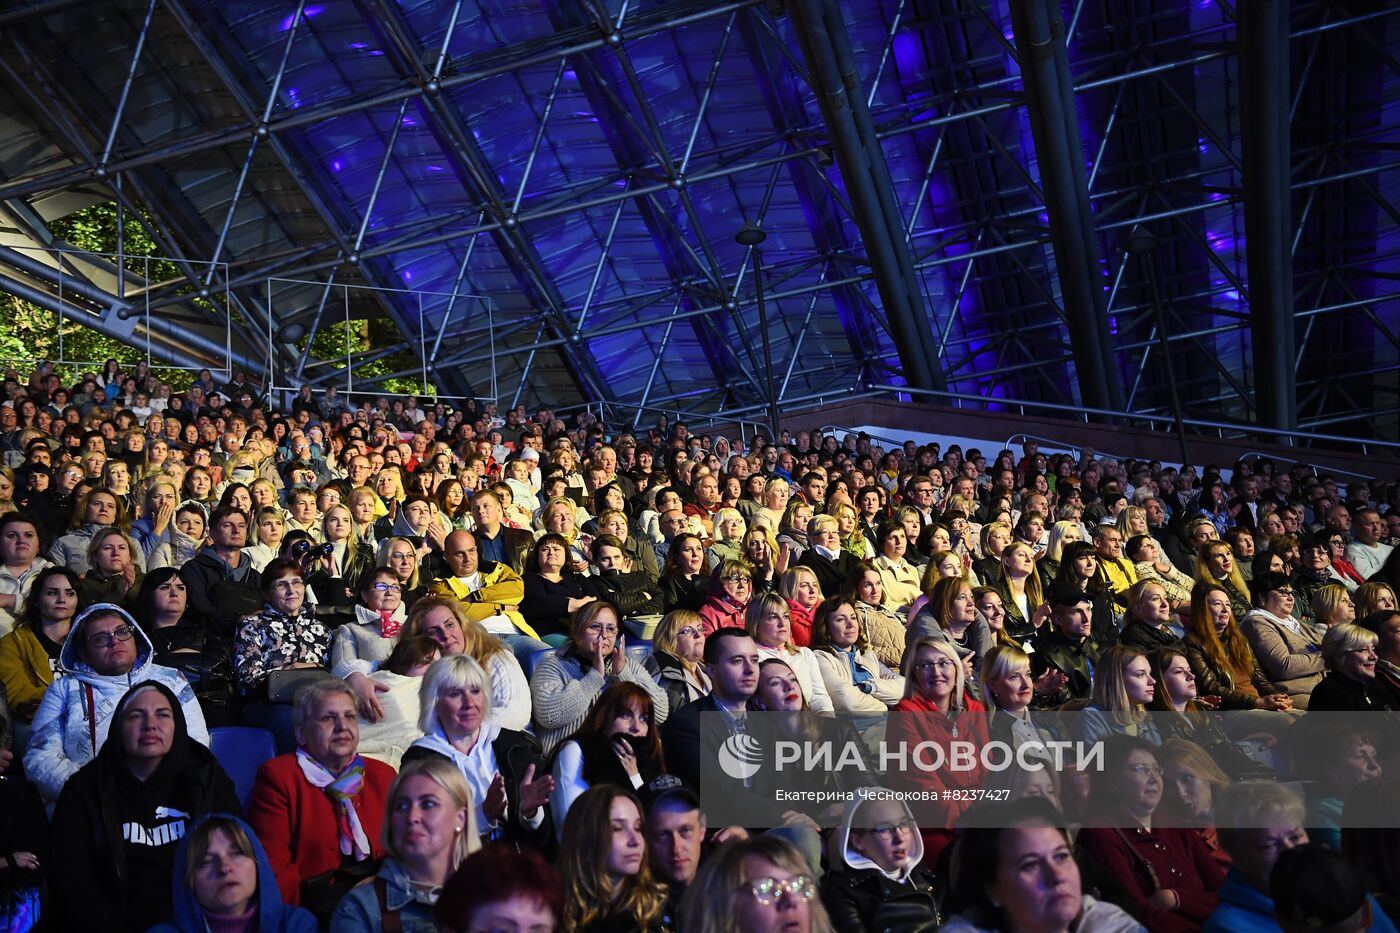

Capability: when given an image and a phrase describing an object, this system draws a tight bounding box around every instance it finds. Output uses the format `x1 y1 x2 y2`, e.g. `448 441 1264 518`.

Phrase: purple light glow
278 6 322 31
331 159 343 172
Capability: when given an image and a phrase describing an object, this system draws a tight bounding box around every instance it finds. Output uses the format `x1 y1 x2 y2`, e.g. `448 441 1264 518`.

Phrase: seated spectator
469 489 533 574
645 609 711 713
243 505 286 572
1196 540 1253 625
1304 725 1382 851
129 480 177 563
0 513 51 638
26 602 209 803
150 813 318 933
908 575 993 681
78 527 143 608
246 680 396 913
234 559 332 753
982 643 1059 761
1075 735 1226 931
1240 571 1325 708
745 593 834 714
1356 580 1399 618
797 514 857 596
0 565 78 724
330 757 479 932
1272 845 1397 933
327 567 409 720
777 565 823 647
355 636 441 768
1347 508 1393 580
133 567 239 727
995 541 1044 639
529 600 669 756
698 559 752 635
820 789 942 932
559 786 671 933
149 501 207 571
811 596 904 716
47 486 129 576
404 654 553 851
376 535 428 607
433 844 563 933
1129 532 1195 610
1051 541 1119 646
1203 782 1314 933
1310 582 1356 628
873 522 921 614
658 532 707 615
305 505 372 622
942 797 1140 933
180 505 263 639
1361 609 1400 698
595 507 659 583
1309 622 1400 711
399 597 532 731
50 681 240 931
591 533 662 619
1071 645 1161 746
847 562 908 670
427 530 546 663
707 507 746 568
678 834 832 932
549 682 666 837
1119 580 1183 652
1156 739 1233 866
742 525 786 594
1183 583 1293 716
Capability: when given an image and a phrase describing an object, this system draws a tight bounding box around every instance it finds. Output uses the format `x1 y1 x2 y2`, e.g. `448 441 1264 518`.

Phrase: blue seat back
209 726 276 808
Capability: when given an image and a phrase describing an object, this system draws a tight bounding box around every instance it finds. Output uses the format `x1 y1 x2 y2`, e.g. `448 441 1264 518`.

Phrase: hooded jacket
819 790 943 933
149 813 317 933
49 681 241 932
25 603 210 803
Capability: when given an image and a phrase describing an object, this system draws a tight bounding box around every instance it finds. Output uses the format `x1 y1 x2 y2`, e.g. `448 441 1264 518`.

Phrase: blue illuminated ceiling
0 0 1396 436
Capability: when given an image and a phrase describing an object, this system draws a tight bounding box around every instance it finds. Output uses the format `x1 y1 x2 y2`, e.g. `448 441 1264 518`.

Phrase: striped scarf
295 749 371 860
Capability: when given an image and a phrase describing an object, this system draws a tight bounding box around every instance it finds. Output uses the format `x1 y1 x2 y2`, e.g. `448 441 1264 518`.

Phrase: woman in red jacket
246 679 396 910
886 636 987 868
697 560 752 635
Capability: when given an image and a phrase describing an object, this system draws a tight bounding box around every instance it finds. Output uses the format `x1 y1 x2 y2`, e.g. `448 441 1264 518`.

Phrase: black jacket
659 573 706 615
1118 618 1182 653
820 865 944 933
179 549 263 639
1309 671 1400 712
798 548 860 598
49 680 241 932
1030 628 1102 706
645 649 707 715
592 567 662 618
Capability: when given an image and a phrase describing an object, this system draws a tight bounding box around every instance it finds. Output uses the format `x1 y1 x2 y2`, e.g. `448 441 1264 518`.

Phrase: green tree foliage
1 201 434 396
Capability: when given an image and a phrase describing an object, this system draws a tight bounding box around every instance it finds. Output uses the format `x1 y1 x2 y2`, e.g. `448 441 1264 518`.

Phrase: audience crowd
1 359 1400 931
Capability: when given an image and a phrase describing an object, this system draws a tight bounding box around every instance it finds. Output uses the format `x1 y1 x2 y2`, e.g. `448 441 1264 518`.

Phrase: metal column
787 0 945 392
1009 0 1123 411
1239 0 1297 430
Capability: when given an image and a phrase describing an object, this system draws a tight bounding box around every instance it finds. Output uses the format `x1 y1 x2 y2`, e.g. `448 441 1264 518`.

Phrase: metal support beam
1238 0 1296 429
786 0 945 391
1009 0 1122 411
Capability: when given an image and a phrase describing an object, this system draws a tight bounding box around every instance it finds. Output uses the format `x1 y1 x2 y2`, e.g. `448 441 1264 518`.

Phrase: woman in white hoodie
819 789 941 932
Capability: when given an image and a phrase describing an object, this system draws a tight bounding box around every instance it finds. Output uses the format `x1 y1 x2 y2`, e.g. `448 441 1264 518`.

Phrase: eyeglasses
677 626 703 639
272 578 306 592
88 625 135 648
722 574 751 585
914 659 957 673
372 582 402 593
745 875 816 906
586 623 619 637
865 818 917 840
1125 763 1164 777
1275 589 1296 598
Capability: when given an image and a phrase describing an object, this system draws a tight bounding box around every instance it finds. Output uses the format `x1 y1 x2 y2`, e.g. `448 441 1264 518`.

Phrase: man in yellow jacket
428 529 551 664
1093 524 1139 614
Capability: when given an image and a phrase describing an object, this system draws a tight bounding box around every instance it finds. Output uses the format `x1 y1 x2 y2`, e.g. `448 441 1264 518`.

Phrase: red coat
245 753 397 904
698 596 747 635
786 599 815 647
886 694 988 867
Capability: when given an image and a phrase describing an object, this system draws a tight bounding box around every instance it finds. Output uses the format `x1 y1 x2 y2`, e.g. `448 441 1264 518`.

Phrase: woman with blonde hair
399 596 532 731
829 501 868 560
1355 580 1398 618
1194 539 1252 623
776 565 823 647
777 500 815 562
347 486 383 550
742 524 786 593
745 592 834 713
1156 738 1233 866
707 506 747 567
559 786 670 933
644 609 711 712
678 834 832 933
330 757 481 931
1073 644 1161 746
995 540 1044 639
754 476 791 534
1310 582 1356 628
1039 520 1081 582
1116 504 1149 541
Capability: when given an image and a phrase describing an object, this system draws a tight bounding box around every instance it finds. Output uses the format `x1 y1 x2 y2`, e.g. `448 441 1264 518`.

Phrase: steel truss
0 0 1394 444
